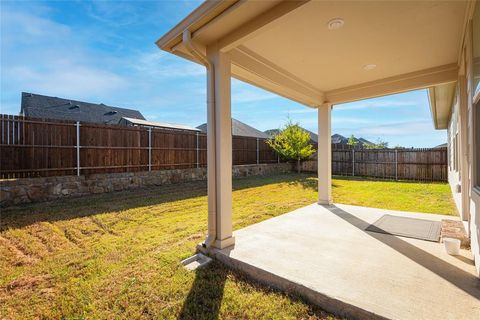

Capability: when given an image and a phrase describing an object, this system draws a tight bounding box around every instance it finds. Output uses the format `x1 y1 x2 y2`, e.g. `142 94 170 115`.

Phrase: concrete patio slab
214 204 480 320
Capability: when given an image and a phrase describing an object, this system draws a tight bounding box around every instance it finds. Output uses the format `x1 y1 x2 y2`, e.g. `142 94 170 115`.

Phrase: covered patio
156 1 479 318
215 204 479 319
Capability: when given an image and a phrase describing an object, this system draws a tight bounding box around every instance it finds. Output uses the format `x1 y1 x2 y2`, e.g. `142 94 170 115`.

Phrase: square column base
318 200 332 205
196 236 236 255
213 236 235 249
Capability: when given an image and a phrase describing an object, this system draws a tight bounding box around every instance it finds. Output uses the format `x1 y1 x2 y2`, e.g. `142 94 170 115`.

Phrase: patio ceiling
157 0 468 110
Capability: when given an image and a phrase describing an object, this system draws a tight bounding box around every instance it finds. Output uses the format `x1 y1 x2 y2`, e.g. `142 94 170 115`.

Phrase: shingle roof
264 129 280 137
358 137 374 146
20 92 145 125
331 134 348 144
121 117 200 132
265 127 318 142
197 118 269 138
265 131 373 146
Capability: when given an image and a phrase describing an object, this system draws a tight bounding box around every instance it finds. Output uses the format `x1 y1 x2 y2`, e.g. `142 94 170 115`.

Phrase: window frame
473 2 480 99
474 98 480 191
473 3 480 192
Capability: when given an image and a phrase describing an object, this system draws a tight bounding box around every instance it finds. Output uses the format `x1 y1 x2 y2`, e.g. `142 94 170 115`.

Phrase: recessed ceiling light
363 64 377 71
327 18 344 30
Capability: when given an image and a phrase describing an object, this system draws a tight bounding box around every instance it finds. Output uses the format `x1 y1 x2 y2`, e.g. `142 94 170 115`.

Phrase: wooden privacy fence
0 114 447 181
0 114 279 179
329 148 447 181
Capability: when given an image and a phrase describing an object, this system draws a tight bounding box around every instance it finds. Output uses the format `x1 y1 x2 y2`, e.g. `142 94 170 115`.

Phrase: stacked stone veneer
441 219 470 249
0 163 292 207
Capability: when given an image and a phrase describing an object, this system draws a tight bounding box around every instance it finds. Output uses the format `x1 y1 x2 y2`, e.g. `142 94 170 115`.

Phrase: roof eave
155 0 239 53
428 82 456 130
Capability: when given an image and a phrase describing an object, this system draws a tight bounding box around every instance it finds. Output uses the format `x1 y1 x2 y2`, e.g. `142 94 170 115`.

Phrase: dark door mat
366 214 441 242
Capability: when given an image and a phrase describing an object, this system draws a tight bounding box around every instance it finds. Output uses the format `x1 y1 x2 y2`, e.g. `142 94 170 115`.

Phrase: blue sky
1 0 446 147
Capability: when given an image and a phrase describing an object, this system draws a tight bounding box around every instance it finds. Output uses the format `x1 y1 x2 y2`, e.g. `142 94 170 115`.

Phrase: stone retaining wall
0 163 292 207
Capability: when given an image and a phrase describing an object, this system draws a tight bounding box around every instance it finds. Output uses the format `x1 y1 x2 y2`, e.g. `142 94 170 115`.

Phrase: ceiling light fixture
327 18 344 30
363 64 377 71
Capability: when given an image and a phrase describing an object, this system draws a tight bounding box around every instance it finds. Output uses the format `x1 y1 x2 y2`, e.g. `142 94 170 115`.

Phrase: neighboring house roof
264 129 280 137
305 129 318 143
332 135 373 146
434 143 448 148
20 92 145 125
197 118 269 138
358 138 374 146
120 117 200 132
265 130 374 146
331 134 347 144
265 127 318 142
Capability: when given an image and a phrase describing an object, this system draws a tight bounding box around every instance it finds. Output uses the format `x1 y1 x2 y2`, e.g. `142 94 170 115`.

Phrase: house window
453 133 459 172
448 132 451 169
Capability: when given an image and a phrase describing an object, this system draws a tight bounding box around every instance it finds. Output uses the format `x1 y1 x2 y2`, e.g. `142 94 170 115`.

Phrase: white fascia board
325 63 458 105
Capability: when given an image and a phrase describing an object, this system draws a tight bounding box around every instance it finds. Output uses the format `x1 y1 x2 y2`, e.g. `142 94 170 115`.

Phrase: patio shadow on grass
326 205 480 300
178 262 227 320
1 173 303 231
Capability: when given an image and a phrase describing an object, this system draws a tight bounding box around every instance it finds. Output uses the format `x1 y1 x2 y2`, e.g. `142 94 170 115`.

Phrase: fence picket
0 114 447 181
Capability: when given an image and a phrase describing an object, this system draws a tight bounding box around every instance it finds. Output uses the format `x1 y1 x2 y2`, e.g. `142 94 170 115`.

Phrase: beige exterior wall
447 96 463 214
448 1 480 275
465 3 480 276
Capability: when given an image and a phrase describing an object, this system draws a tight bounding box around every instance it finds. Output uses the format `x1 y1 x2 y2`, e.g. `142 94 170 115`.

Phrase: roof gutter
181 30 217 249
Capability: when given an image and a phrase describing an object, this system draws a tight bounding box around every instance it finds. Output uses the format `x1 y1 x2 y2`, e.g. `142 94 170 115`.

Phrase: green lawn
331 176 456 215
0 174 456 319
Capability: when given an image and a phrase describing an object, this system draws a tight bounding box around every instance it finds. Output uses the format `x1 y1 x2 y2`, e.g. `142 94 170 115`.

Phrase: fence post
12 115 15 144
352 149 355 176
76 121 80 176
256 138 260 164
196 131 200 168
395 149 398 180
148 127 152 172
7 114 10 145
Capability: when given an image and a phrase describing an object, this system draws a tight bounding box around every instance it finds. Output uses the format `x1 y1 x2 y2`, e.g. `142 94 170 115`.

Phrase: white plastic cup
444 238 461 255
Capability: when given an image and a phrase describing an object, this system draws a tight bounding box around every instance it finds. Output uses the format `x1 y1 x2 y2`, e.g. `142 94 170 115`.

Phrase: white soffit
242 1 465 92
157 0 467 106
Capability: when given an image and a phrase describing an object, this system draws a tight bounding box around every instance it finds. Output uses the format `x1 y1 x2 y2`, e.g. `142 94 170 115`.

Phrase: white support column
207 46 235 249
458 75 470 221
318 103 332 205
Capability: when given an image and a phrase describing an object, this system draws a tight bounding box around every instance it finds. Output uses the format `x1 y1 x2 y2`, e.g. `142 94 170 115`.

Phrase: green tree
347 134 358 147
267 121 315 173
365 138 389 149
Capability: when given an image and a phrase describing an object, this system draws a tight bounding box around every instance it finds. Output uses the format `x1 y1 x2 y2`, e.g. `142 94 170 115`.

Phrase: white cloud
335 95 425 111
231 80 278 103
1 6 128 101
339 120 434 137
1 8 70 45
281 108 316 115
133 51 205 78
333 117 374 125
84 1 142 27
7 63 128 98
